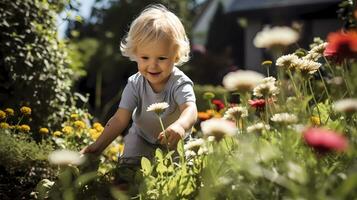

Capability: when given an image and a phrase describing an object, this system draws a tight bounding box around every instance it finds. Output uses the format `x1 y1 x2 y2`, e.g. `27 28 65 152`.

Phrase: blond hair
120 4 190 66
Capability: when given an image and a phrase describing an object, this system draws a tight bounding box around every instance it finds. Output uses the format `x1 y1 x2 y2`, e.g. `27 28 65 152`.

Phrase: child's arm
158 102 197 149
81 108 131 154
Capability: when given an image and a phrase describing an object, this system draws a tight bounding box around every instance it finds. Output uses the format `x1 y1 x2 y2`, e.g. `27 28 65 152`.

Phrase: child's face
135 38 178 91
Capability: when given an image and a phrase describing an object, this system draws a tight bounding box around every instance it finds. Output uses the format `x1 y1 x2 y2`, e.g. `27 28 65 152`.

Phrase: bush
0 0 74 134
0 129 54 199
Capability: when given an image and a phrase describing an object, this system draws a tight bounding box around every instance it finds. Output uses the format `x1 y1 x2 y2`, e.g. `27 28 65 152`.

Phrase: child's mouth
148 72 161 76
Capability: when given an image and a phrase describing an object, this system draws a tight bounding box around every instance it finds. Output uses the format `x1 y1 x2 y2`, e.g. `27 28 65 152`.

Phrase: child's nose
149 59 159 68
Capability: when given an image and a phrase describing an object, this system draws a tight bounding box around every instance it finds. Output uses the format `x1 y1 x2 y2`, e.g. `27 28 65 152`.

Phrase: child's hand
158 123 185 149
80 143 100 155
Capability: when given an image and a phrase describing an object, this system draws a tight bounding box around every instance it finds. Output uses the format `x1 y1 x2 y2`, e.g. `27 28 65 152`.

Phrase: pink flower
324 31 357 60
303 127 348 153
248 99 266 109
212 99 225 111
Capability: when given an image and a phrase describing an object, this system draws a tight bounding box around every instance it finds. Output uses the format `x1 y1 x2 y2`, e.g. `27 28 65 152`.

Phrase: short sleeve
174 81 196 105
118 79 138 111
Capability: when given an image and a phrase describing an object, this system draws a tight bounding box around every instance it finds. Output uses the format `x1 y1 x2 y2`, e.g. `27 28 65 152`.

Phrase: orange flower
324 31 357 60
198 112 210 121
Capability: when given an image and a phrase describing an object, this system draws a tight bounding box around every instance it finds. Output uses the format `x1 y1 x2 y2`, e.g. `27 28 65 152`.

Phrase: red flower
303 127 348 153
212 99 225 111
324 31 357 60
248 99 266 109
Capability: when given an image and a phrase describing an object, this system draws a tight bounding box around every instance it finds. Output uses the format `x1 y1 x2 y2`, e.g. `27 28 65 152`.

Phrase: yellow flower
39 128 49 135
5 108 14 116
19 124 31 132
20 106 31 116
93 122 101 128
111 156 118 161
109 146 119 154
118 144 124 155
74 120 86 129
53 131 62 137
310 116 320 126
70 113 79 120
0 110 6 120
0 122 10 129
261 60 273 66
62 126 73 135
93 123 104 132
89 129 101 140
203 92 215 100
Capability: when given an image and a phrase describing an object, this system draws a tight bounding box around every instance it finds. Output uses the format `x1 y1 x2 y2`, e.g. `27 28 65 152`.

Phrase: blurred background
0 0 348 128
57 0 342 123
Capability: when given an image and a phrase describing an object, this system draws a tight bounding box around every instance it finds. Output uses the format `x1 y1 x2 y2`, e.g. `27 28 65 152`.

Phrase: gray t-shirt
119 67 196 144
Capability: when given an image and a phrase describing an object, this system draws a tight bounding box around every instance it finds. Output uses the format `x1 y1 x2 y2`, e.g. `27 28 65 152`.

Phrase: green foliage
194 84 230 111
0 129 54 199
138 145 203 200
0 0 75 133
0 129 53 171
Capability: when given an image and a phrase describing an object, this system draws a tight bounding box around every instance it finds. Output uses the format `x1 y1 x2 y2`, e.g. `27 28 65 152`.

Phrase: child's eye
158 57 167 60
141 56 149 60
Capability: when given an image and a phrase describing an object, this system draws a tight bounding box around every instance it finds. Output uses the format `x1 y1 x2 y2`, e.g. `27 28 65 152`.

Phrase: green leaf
155 148 163 161
74 171 97 189
156 163 167 174
141 157 152 176
177 139 184 158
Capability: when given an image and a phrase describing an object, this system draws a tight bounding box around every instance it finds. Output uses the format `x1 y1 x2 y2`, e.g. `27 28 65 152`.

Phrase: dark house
192 0 342 74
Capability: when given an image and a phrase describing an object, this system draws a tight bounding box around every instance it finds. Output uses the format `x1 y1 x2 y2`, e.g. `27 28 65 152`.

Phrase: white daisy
253 77 279 98
48 150 86 166
304 42 328 61
254 26 299 49
201 118 237 141
333 98 357 113
222 70 265 92
247 123 270 133
146 102 169 115
223 106 248 121
184 138 205 153
276 54 299 70
271 113 298 124
296 59 321 75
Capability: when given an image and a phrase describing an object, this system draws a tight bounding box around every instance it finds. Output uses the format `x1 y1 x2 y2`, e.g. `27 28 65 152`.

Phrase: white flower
271 113 298 124
185 150 197 158
253 26 299 49
146 102 169 115
222 70 265 92
184 138 205 152
201 118 237 141
207 136 216 142
247 123 270 133
296 59 321 75
223 106 248 121
253 77 279 98
276 54 299 70
333 98 357 113
327 76 343 85
304 42 328 61
48 150 86 166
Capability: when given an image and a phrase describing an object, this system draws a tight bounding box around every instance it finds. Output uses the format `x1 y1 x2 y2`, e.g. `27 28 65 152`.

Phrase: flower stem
287 69 300 98
323 56 335 76
317 69 330 100
341 61 352 97
158 116 170 153
308 78 321 123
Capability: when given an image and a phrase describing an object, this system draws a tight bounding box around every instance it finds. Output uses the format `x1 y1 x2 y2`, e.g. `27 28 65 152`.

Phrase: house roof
226 0 340 18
